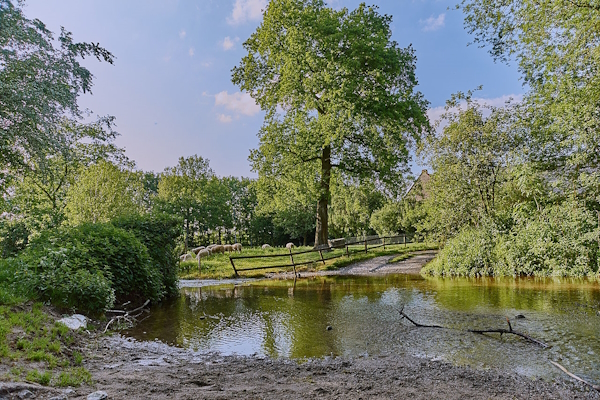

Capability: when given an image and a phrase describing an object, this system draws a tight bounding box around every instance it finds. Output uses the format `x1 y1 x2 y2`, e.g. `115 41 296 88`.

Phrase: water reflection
125 275 600 381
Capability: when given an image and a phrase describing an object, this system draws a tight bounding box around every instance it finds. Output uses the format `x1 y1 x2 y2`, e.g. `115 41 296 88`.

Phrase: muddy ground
3 250 599 399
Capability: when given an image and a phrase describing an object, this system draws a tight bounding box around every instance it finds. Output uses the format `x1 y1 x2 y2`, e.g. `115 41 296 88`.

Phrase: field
179 242 438 279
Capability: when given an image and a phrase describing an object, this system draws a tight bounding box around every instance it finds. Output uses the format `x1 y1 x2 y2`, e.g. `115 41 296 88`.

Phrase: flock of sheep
179 242 297 266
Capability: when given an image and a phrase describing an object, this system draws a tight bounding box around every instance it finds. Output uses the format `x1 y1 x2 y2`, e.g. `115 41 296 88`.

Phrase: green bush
20 249 116 313
21 223 163 311
0 220 29 258
498 202 599 277
112 213 180 298
423 223 499 276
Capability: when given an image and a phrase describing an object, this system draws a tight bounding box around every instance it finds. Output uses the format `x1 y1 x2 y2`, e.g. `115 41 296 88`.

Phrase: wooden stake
229 257 238 277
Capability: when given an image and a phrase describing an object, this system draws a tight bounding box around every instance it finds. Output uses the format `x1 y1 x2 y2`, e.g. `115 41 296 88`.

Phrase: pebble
514 314 526 319
49 396 68 400
326 325 333 331
16 390 34 399
87 391 108 400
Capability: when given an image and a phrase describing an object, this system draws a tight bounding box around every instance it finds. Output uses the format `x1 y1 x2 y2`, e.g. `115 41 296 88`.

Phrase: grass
0 302 92 387
179 242 439 279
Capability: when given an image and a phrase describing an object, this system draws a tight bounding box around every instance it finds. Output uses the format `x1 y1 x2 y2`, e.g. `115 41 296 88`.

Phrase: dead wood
398 306 445 329
468 317 548 348
550 361 600 392
104 299 151 333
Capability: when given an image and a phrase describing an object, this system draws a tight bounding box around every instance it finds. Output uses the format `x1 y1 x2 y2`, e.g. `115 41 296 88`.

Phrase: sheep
191 246 206 255
261 244 272 249
179 253 193 262
196 248 211 271
232 243 243 253
223 244 233 253
285 242 295 249
212 244 225 254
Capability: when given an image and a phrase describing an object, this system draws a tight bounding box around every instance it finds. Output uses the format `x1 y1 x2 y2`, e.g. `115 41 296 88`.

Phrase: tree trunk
314 145 331 248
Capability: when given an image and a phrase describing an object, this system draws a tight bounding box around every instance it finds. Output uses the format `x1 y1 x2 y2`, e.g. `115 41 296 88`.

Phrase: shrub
0 220 29 258
20 249 115 313
112 213 180 298
423 222 499 276
21 223 163 312
498 201 599 277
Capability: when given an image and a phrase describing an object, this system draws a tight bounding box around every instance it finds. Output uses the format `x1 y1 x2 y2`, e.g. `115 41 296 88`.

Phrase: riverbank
6 333 597 399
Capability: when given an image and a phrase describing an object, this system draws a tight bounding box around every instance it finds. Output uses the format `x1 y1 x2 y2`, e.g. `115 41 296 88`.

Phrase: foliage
64 161 144 225
233 0 430 245
20 223 163 312
0 219 29 258
0 0 113 173
112 213 181 298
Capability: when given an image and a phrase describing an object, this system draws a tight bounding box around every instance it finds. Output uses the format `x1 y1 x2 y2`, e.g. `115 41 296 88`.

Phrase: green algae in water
125 275 600 382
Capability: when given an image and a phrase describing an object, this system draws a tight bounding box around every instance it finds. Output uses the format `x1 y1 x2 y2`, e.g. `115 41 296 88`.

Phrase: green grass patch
180 243 438 279
0 303 92 387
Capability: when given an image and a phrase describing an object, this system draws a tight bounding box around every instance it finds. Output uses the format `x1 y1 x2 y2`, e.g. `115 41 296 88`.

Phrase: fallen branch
104 299 151 333
398 306 445 329
550 361 600 392
468 317 548 348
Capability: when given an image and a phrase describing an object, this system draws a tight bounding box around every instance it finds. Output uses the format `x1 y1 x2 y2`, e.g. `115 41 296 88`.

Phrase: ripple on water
125 275 600 382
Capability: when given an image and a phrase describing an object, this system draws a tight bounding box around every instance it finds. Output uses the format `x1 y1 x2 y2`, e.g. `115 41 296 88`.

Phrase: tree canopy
233 0 429 246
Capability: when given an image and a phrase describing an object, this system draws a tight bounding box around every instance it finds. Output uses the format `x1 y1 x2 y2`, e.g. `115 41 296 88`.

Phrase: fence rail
229 233 423 276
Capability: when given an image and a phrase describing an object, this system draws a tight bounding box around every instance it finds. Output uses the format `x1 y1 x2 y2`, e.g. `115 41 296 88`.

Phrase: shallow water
125 275 600 381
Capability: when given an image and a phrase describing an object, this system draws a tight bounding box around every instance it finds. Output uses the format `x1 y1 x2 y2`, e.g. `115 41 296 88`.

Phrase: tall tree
0 0 113 177
233 0 429 246
461 0 600 202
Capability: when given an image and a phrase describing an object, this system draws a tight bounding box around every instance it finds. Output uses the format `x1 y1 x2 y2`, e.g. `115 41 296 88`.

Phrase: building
405 169 431 201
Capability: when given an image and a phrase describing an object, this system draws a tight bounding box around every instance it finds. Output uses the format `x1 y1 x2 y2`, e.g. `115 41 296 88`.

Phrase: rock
514 314 526 319
58 314 88 330
326 325 333 331
87 391 108 400
16 390 34 399
49 396 68 400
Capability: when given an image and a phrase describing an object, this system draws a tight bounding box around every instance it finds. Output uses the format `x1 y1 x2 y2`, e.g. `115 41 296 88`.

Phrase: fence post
365 238 368 254
346 244 349 257
229 257 238 277
403 234 406 247
383 236 386 250
319 249 326 265
289 248 297 276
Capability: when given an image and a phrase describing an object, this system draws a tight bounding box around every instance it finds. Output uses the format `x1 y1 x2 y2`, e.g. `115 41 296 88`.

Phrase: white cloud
215 91 261 116
179 30 186 39
188 47 195 56
218 114 233 123
201 62 212 68
221 36 239 51
227 0 267 25
420 14 445 32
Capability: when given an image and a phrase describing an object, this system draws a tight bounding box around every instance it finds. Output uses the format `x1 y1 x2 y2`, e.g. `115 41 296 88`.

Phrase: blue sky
23 0 523 178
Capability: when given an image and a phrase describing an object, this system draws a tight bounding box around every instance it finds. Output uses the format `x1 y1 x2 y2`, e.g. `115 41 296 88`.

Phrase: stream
124 274 600 382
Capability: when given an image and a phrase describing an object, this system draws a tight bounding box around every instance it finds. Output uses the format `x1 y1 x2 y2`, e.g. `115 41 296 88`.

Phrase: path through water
125 274 600 382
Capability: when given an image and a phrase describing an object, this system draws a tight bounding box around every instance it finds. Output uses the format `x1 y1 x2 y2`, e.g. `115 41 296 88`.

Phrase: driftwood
550 361 600 392
399 308 547 348
468 317 548 348
104 299 150 333
398 306 445 329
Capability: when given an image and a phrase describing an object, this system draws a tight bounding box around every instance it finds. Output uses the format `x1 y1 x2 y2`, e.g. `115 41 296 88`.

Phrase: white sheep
232 243 242 253
262 244 272 249
197 248 210 270
212 244 225 254
179 253 193 262
286 242 295 249
191 246 206 255
223 244 233 253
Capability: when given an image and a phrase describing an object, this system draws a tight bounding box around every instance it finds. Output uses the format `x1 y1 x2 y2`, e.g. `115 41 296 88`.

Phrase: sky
23 0 524 178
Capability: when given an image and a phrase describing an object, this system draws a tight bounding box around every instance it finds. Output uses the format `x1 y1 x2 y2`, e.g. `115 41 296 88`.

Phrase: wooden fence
228 233 422 276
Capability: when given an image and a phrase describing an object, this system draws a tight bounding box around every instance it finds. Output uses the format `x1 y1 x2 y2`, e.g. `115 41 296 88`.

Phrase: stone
49 396 68 400
326 325 333 331
87 391 108 400
58 314 88 330
16 390 34 399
